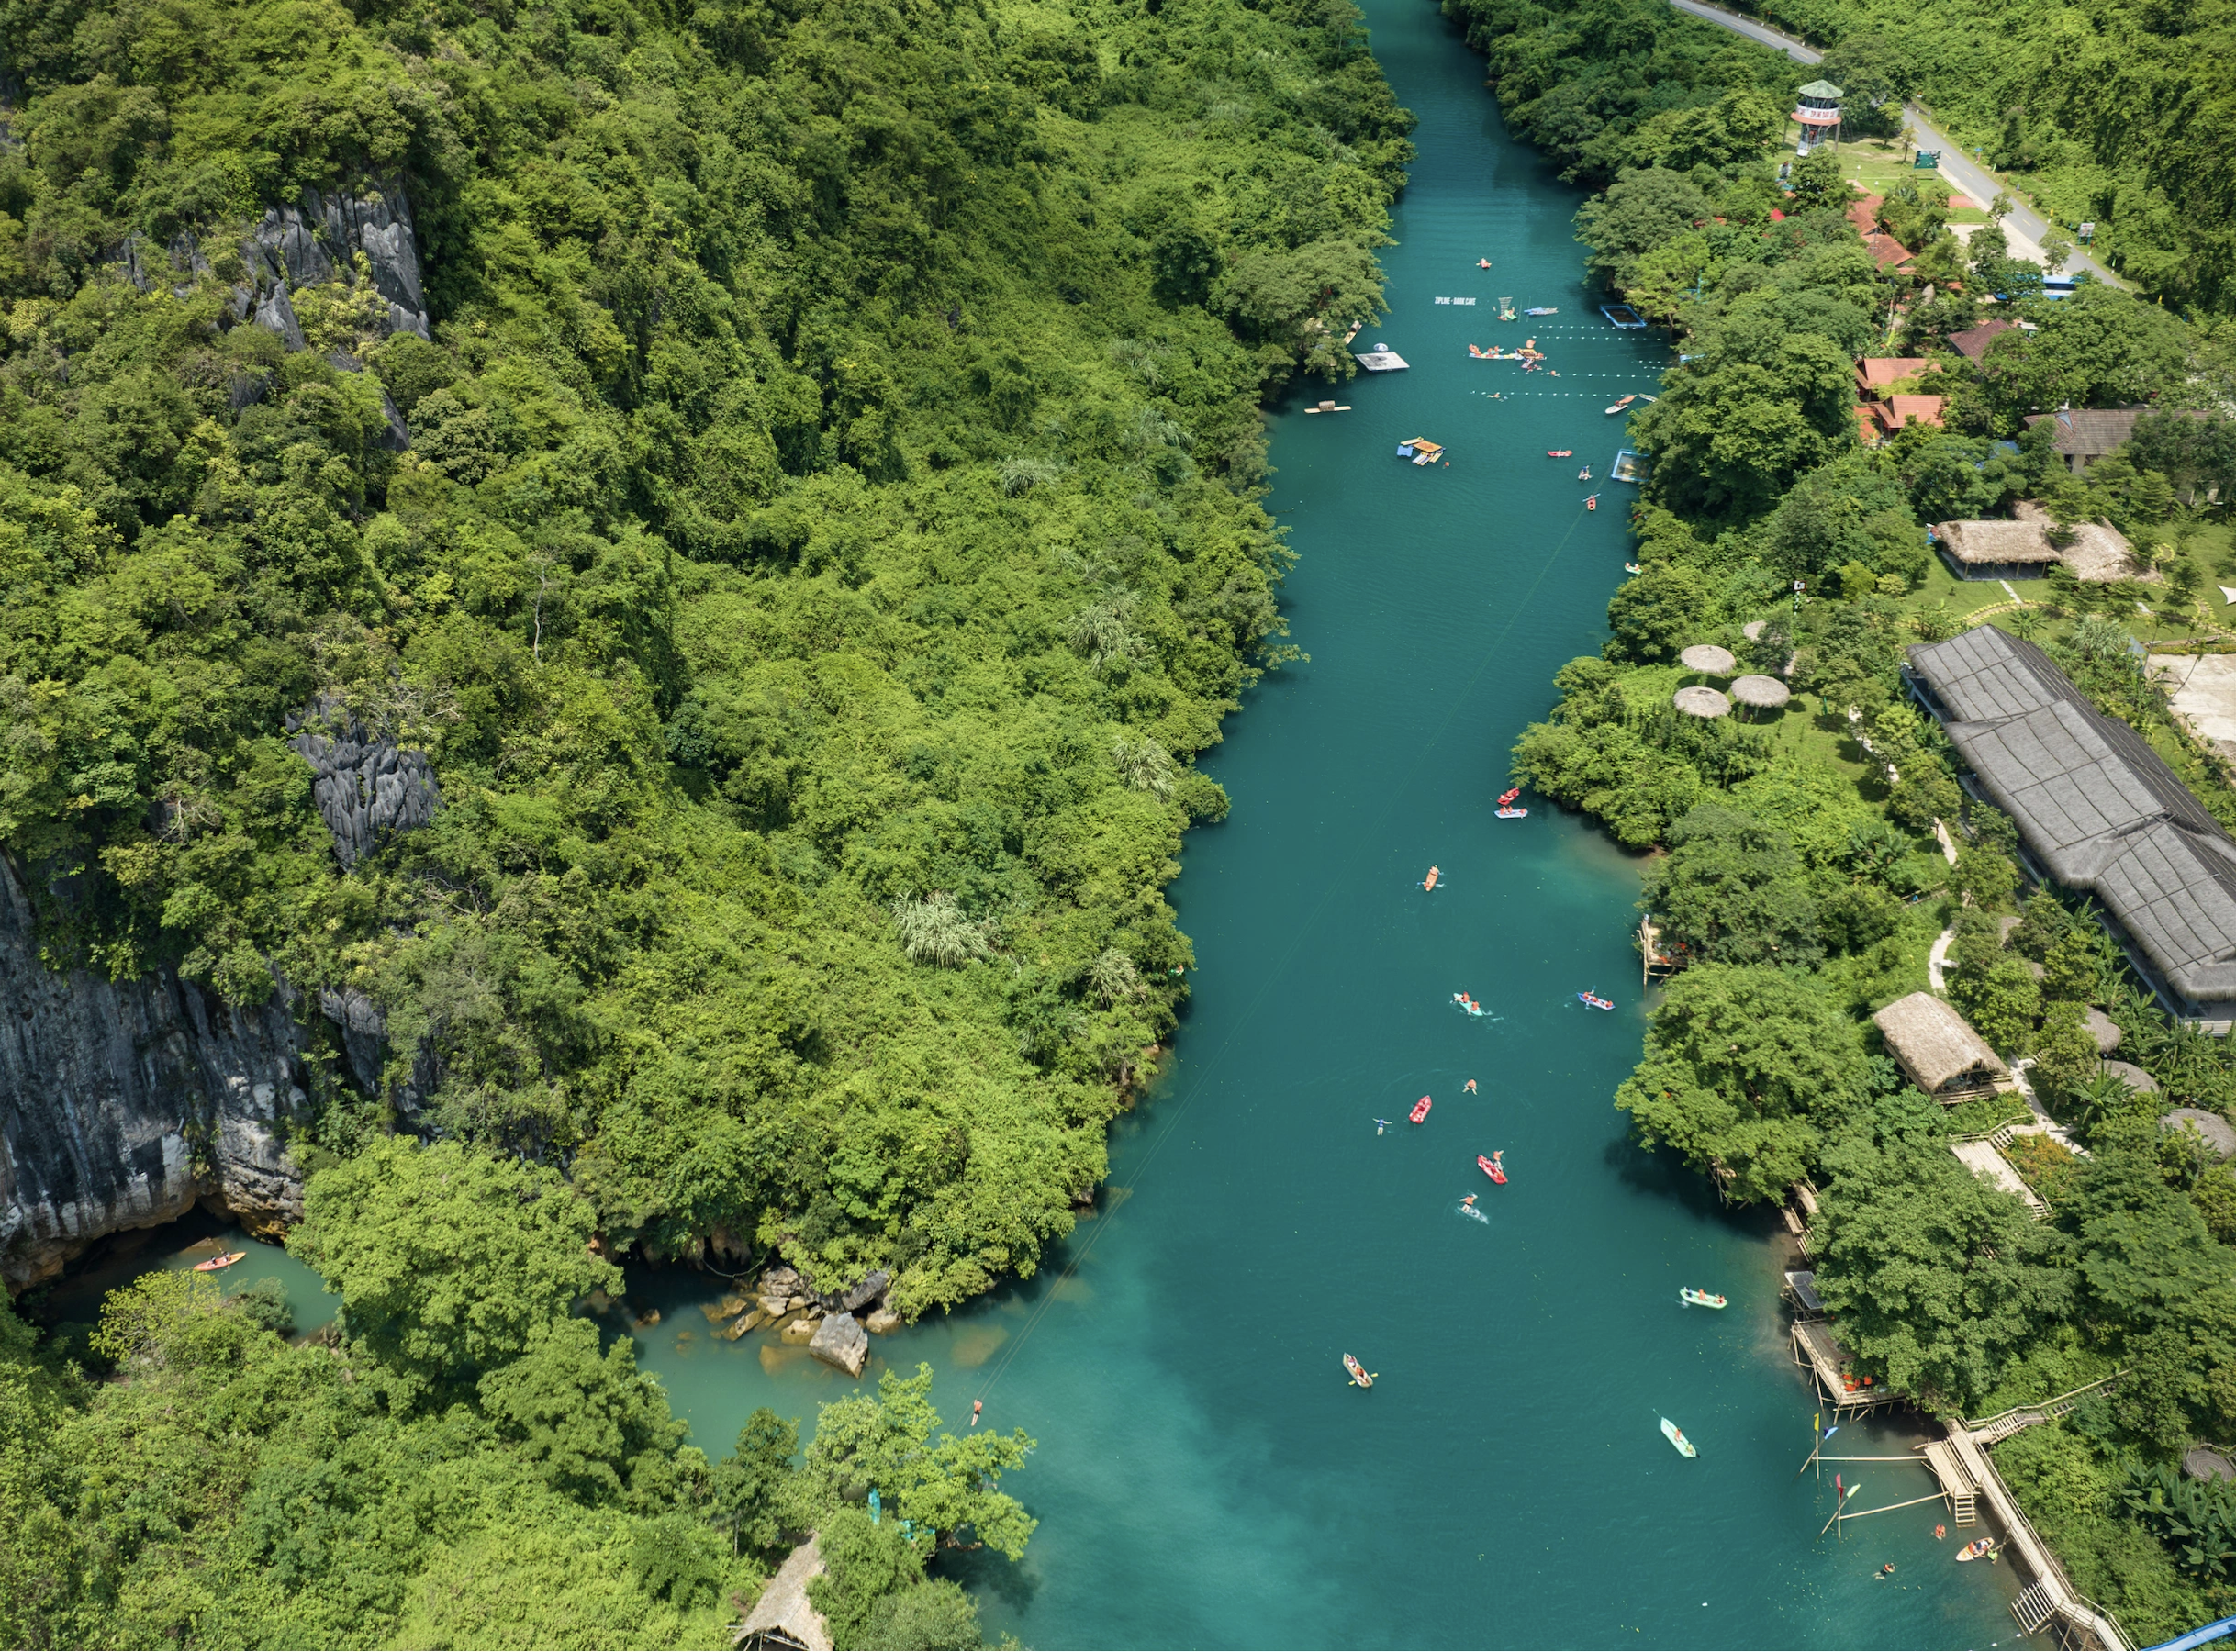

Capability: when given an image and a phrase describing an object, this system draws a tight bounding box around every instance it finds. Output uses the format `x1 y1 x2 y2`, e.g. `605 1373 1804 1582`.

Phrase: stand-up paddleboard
1661 1418 1697 1457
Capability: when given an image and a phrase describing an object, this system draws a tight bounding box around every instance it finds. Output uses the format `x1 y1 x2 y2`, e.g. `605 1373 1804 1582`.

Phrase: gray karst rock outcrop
125 178 432 352
240 183 431 340
0 857 311 1292
285 699 441 868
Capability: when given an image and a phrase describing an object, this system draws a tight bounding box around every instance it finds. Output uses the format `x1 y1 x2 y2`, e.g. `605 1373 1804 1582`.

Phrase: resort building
2023 408 2145 473
1872 991 2010 1100
1929 503 2135 582
1947 319 2019 363
1852 357 1943 445
1906 625 2236 1029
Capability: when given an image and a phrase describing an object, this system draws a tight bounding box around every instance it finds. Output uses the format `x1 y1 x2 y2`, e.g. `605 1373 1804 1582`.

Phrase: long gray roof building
1907 626 2236 1025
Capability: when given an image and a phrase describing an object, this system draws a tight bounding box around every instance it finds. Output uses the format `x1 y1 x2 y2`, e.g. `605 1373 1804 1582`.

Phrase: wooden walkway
1905 1379 2131 1648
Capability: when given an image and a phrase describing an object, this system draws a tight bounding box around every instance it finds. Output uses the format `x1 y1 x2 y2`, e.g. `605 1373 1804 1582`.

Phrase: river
39 3 2041 1644
625 3 2037 1645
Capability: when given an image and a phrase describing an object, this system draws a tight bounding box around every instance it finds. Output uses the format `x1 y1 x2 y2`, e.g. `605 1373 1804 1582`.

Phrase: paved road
1665 0 2122 286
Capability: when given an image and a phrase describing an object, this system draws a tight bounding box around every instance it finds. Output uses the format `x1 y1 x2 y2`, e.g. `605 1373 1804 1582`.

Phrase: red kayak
1478 1154 1506 1184
1410 1096 1432 1123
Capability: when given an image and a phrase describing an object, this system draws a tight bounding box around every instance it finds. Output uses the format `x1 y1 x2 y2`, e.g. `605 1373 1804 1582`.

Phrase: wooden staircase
2011 1582 2058 1635
1951 1489 1976 1526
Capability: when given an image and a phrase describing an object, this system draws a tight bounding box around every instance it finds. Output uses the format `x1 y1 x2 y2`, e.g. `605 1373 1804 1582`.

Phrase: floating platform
1355 350 1409 371
1600 304 1647 329
1611 449 1644 483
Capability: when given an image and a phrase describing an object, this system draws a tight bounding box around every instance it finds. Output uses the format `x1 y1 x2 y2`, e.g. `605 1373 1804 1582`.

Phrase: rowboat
1547 449 1571 457
1478 1154 1506 1185
1956 1538 1994 1561
1524 307 1557 316
1660 1417 1697 1457
1409 1096 1433 1123
192 1251 247 1273
1344 1354 1375 1388
1679 1289 1727 1309
1604 395 1637 415
1422 865 1440 891
1578 989 1614 1010
1497 787 1521 806
1496 808 1527 818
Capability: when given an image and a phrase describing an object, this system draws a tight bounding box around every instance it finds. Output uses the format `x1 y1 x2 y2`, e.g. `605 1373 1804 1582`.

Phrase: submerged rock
779 1313 822 1345
718 1309 763 1340
865 1307 902 1335
701 1292 750 1323
810 1312 869 1377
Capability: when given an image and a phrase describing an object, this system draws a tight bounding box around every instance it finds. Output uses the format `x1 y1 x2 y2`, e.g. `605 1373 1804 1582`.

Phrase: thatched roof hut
737 1536 834 1651
2104 1059 2161 1095
1872 991 2008 1099
1931 510 2136 583
1680 643 1737 675
1731 675 1791 710
2085 1007 2122 1055
1672 686 1731 718
2163 1108 2236 1159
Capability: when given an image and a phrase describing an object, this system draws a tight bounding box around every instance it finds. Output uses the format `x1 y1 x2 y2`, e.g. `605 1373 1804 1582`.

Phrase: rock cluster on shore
712 1265 897 1376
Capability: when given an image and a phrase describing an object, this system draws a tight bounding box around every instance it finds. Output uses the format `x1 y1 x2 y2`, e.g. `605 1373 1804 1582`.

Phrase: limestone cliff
0 857 313 1292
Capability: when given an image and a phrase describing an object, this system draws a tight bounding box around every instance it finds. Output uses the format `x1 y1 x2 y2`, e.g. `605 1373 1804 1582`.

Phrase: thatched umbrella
1731 674 1792 716
1679 643 1737 676
1672 686 1731 719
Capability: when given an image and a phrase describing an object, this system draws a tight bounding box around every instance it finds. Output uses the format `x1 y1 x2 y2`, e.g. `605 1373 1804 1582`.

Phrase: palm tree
2070 1069 2138 1130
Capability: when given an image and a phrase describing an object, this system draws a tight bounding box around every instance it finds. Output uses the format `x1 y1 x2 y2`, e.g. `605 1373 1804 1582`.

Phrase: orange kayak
192 1251 247 1272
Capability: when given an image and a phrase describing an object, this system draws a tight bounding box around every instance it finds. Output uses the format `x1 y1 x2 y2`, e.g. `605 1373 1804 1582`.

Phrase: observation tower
1793 79 1843 154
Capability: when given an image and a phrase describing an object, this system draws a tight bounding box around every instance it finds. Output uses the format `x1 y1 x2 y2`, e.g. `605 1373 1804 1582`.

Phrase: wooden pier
1790 1320 1904 1417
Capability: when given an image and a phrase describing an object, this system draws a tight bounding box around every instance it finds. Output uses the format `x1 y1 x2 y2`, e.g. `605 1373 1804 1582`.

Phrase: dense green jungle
0 0 1410 1640
1444 0 2236 1636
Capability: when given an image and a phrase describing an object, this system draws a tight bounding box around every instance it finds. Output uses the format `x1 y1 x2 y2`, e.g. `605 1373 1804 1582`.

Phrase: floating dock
1601 303 1647 329
1611 449 1644 483
1354 350 1409 371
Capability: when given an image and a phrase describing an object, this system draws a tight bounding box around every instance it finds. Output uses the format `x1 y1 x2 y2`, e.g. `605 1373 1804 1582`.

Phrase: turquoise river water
44 4 2046 1645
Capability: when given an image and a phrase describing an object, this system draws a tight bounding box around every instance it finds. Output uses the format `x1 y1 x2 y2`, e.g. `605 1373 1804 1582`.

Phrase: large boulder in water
810 1312 869 1377
816 1268 891 1312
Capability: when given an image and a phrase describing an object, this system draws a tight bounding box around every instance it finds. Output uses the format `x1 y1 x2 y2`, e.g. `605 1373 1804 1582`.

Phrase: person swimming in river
1375 1118 1392 1134
1464 1078 1478 1094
